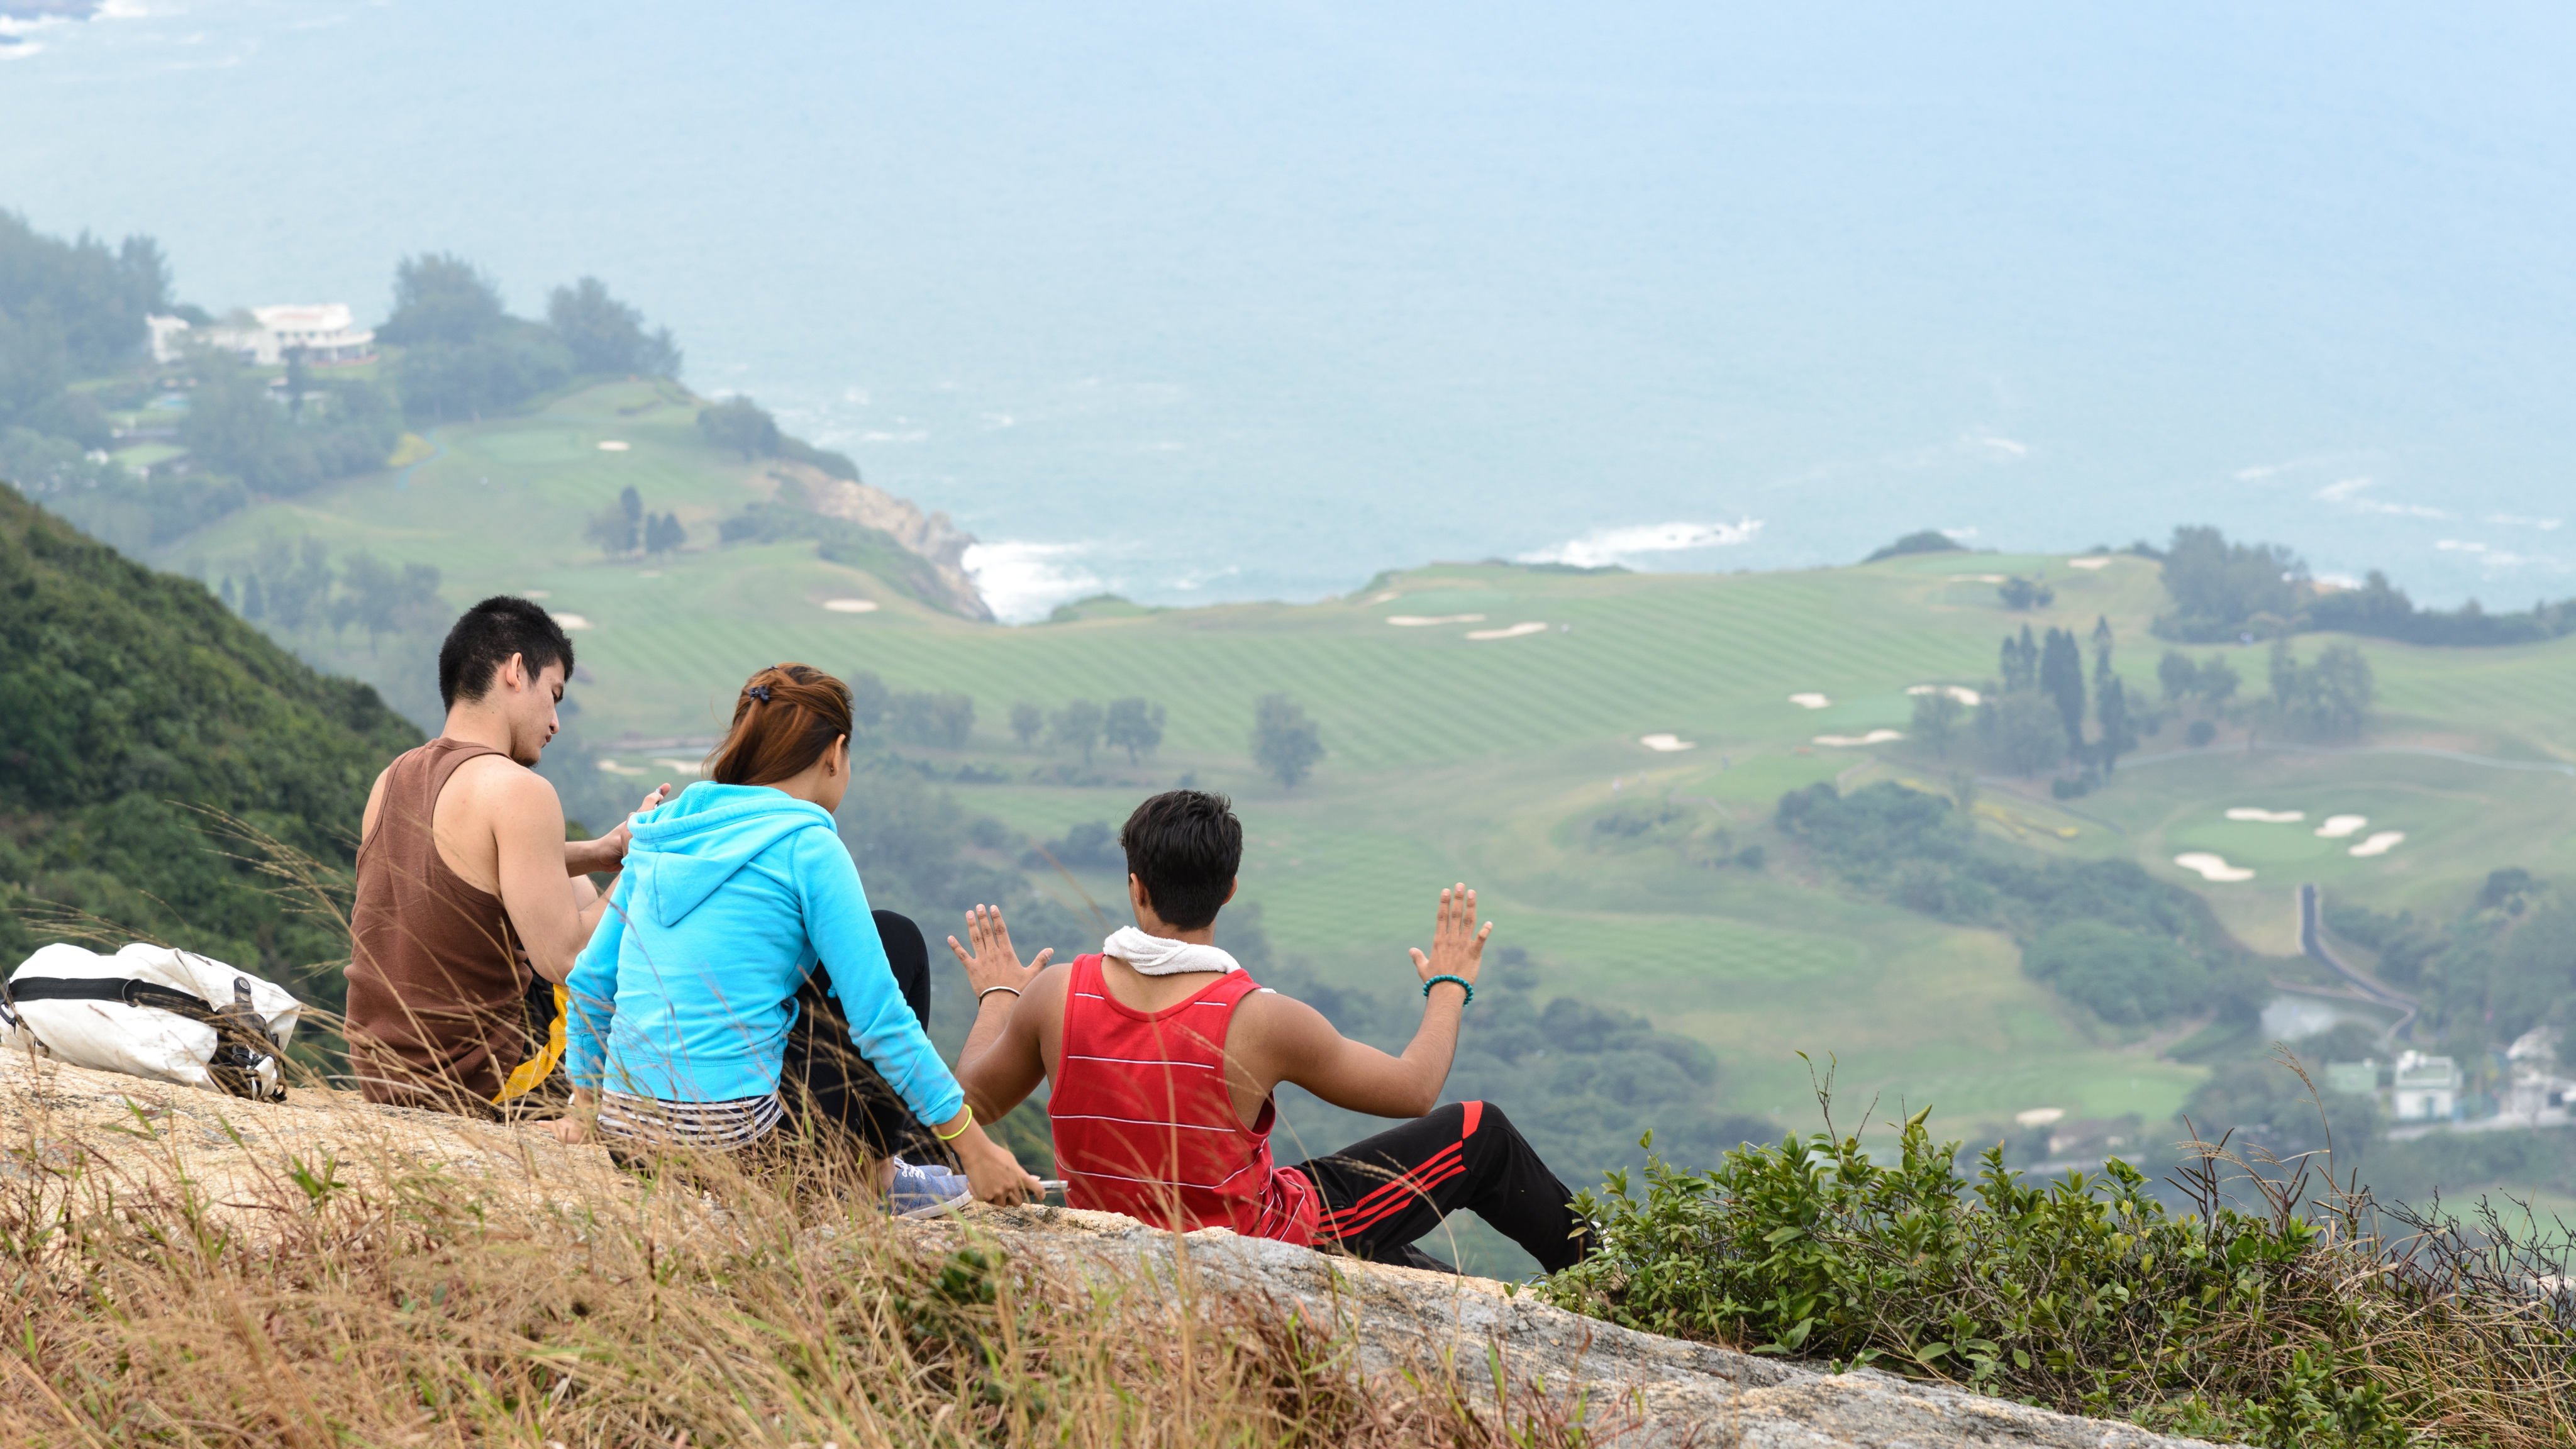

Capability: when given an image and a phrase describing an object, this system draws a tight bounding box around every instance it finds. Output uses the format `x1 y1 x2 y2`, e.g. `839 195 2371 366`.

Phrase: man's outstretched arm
1256 884 1490 1119
947 904 1055 1121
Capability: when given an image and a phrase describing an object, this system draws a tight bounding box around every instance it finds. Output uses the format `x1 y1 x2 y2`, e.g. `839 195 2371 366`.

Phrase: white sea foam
2321 477 2450 519
1518 518 1762 569
962 541 1105 624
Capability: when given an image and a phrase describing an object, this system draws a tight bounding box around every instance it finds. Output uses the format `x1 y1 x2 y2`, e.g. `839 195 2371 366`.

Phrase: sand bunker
2175 852 2256 882
1789 692 1832 709
1387 614 1485 627
823 598 880 613
1814 730 1904 747
1467 621 1548 640
555 613 593 631
1638 733 1696 752
1363 591 1401 604
2349 831 2407 858
2225 808 2306 824
523 589 552 599
650 758 706 776
1907 684 1982 706
1956 574 2009 584
594 758 643 777
596 440 630 452
2069 557 2110 570
2314 814 2368 839
2014 1107 2065 1128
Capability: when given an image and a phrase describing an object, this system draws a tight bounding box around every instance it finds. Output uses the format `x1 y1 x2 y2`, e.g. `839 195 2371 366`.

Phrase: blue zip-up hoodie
565 782 965 1124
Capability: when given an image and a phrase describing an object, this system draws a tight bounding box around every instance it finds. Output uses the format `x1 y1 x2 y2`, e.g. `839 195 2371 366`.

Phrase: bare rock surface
1 1050 2216 1447
765 460 992 619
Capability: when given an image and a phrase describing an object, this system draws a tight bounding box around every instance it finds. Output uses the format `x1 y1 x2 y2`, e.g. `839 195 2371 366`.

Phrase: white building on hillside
148 304 375 367
2392 1051 2462 1123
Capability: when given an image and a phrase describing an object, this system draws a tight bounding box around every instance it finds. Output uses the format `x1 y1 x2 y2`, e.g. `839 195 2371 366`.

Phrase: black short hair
1119 790 1242 931
437 596 575 710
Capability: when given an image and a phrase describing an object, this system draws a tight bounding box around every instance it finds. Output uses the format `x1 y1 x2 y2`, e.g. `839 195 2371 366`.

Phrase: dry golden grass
0 1060 1614 1449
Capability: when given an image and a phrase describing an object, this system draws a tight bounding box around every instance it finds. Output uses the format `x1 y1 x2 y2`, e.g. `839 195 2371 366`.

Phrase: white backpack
4 943 304 1102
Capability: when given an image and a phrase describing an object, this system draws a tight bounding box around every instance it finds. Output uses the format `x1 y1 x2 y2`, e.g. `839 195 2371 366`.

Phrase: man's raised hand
1409 882 1492 994
948 903 1052 1002
587 782 673 869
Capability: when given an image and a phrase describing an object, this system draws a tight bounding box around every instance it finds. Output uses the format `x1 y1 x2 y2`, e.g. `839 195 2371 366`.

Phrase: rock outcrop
1 1050 2214 1448
765 461 991 619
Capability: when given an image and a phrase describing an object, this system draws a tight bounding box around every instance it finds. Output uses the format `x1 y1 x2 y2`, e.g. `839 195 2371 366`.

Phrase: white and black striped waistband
596 1090 784 1152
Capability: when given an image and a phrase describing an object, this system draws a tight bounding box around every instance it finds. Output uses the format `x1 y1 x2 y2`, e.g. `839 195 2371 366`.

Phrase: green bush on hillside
1545 1108 2541 1446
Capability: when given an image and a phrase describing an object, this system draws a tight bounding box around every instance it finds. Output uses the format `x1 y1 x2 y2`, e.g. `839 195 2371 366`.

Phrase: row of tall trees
1008 697 1166 765
382 253 678 421
586 485 686 558
1924 618 2138 782
848 674 1325 789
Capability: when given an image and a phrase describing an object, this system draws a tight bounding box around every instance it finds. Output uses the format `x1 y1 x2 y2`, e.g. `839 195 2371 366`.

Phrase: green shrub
1545 1104 2570 1446
2023 920 2208 1026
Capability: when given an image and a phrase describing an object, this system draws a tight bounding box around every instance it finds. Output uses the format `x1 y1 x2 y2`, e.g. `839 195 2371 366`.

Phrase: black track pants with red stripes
1287 1101 1596 1274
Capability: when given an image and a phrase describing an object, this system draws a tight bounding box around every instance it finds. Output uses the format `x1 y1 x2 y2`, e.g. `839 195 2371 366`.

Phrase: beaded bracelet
1421 973 1475 1007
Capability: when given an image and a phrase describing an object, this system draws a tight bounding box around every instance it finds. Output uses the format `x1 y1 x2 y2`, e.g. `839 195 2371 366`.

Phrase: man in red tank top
950 791 1596 1274
347 597 666 1114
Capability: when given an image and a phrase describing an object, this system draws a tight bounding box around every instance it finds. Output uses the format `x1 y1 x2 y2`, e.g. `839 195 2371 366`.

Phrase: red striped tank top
1050 954 1320 1244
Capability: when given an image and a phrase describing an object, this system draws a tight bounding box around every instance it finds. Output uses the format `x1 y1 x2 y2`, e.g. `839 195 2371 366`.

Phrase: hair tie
745 684 772 703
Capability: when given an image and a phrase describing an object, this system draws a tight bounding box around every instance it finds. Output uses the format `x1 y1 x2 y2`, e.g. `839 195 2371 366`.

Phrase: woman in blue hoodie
559 663 1036 1204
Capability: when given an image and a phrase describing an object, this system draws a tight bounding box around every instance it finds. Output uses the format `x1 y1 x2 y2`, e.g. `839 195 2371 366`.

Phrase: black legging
775 909 952 1164
1289 1101 1596 1274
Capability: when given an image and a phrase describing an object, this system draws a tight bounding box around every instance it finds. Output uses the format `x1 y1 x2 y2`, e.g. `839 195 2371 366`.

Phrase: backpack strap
4 973 287 1102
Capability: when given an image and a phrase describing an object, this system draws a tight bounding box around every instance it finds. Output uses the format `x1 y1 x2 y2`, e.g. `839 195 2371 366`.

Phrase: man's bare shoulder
444 753 560 821
1024 959 1078 1018
1232 980 1336 1050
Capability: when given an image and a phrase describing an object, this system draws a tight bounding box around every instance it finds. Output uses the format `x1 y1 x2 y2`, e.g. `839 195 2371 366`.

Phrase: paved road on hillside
2298 882 2418 1041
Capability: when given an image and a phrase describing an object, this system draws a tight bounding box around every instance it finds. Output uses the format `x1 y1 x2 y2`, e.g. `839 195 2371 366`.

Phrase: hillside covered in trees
0 482 418 1004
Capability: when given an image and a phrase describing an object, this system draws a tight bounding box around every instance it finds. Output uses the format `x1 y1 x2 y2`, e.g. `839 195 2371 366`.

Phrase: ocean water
4 2 2573 619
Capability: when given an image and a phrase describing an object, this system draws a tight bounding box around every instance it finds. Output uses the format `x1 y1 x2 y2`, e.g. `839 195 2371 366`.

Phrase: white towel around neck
1102 925 1241 976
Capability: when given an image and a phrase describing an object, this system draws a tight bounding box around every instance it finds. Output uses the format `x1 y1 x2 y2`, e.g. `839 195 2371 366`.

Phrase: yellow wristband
934 1106 975 1141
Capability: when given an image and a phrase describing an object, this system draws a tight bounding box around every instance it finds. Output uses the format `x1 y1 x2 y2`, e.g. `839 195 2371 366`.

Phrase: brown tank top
345 738 534 1111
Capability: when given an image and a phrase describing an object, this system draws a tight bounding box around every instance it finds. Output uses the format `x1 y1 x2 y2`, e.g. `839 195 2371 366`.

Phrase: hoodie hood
622 782 835 927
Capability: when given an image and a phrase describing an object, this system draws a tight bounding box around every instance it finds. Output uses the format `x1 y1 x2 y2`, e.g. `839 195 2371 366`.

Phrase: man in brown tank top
347 597 667 1114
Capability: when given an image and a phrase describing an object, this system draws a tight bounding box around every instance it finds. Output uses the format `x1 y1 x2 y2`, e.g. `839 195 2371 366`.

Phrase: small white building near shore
150 304 375 367
2392 1050 2462 1123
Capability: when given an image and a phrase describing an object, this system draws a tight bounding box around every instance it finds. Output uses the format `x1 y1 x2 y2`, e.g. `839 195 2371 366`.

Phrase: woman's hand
1409 883 1491 996
947 904 1052 1002
947 1120 1043 1204
548 1089 597 1145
